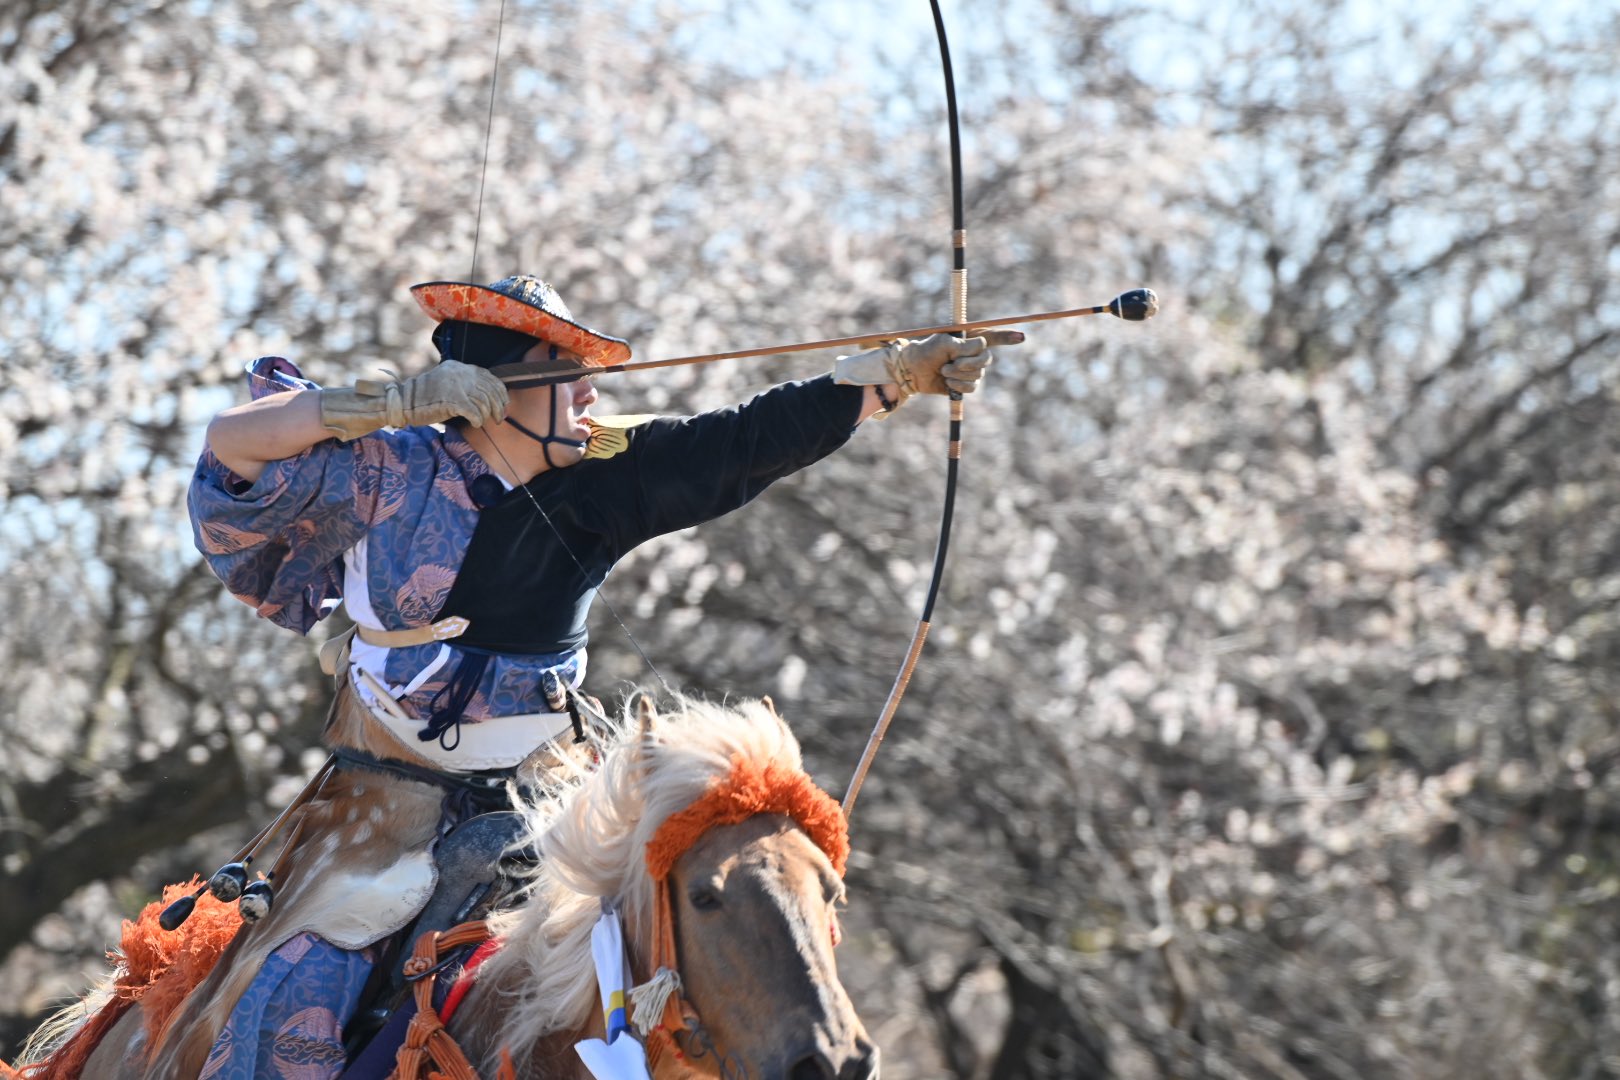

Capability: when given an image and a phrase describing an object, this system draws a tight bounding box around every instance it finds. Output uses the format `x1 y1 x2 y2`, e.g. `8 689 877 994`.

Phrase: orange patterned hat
410 276 631 367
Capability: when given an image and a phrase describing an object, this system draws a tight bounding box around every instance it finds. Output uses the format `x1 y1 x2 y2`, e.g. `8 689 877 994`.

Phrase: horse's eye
687 885 723 912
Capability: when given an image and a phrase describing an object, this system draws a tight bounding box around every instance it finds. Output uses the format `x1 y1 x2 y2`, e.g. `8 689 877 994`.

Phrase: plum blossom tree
5 0 1620 1076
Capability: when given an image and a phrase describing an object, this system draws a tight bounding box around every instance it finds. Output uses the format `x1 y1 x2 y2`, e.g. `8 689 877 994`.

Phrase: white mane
474 693 808 1064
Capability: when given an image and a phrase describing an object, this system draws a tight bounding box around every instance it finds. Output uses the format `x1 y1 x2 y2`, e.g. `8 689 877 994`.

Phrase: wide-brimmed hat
411 275 632 372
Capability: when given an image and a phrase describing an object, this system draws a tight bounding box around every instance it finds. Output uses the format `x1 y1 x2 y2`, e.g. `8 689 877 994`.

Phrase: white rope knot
628 966 683 1035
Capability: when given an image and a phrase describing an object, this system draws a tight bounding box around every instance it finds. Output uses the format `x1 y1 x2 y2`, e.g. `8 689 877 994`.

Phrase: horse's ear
637 695 660 736
760 695 779 718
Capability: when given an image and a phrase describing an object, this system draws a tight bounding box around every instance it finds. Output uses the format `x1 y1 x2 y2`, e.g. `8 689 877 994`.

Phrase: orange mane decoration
645 755 849 883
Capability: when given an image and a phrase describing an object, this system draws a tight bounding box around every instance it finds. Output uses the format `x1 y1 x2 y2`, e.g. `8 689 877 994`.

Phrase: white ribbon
574 905 652 1080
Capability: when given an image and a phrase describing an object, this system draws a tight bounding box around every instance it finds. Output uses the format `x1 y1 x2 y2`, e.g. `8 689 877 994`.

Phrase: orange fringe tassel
3 878 242 1080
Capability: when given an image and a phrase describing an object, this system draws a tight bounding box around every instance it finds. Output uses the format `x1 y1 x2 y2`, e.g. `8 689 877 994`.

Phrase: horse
13 695 878 1080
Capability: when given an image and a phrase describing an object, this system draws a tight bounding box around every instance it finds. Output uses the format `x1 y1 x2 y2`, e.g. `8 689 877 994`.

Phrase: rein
389 922 511 1080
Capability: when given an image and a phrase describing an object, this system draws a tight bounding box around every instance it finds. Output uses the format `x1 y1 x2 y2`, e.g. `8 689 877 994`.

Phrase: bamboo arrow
497 288 1160 387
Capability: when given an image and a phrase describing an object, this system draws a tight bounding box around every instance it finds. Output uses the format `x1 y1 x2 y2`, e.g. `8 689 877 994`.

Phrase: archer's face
506 339 599 467
551 373 599 427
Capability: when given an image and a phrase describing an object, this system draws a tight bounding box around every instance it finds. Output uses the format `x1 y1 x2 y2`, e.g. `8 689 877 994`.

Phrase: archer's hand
833 329 1023 405
319 360 509 441
891 330 1023 395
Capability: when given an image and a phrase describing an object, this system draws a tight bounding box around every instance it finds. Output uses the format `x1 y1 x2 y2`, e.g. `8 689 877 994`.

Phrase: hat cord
500 414 587 466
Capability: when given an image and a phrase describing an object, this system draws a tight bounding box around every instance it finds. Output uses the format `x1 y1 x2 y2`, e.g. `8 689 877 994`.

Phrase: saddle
396 808 534 981
342 808 535 1068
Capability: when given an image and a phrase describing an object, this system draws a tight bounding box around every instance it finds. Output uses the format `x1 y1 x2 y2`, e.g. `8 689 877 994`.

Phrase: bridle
630 755 850 1079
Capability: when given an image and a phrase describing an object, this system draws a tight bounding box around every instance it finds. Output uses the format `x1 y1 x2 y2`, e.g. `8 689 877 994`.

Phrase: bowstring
469 0 505 282
468 0 672 697
841 0 967 819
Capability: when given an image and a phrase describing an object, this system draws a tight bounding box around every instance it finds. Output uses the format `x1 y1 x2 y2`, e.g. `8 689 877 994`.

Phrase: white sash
351 667 578 772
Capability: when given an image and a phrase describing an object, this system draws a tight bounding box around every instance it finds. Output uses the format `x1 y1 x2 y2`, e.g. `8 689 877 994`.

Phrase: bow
840 0 970 818
840 3 1158 817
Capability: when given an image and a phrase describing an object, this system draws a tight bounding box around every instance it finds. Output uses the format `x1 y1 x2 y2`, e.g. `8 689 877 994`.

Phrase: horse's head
469 694 877 1080
637 696 878 1080
669 812 877 1080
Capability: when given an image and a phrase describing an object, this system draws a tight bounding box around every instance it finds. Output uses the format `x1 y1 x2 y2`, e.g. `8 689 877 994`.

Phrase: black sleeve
612 375 865 549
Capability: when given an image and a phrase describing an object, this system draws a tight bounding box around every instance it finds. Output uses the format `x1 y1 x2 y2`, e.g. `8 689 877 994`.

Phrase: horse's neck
512 1030 720 1080
452 964 606 1080
453 968 718 1080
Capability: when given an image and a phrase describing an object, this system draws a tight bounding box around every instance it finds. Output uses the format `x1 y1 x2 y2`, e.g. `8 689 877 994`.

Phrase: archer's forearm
205 389 331 483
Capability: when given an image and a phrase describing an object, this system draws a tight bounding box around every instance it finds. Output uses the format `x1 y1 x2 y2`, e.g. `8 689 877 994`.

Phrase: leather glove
833 329 1023 406
319 360 509 441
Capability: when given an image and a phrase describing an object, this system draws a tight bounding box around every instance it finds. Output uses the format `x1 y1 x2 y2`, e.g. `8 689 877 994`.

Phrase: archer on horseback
165 273 1024 1078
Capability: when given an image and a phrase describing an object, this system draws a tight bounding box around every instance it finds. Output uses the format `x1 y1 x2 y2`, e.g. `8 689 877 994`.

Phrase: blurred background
3 0 1619 1075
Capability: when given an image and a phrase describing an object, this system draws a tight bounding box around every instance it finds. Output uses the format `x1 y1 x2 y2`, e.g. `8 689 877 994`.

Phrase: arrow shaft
499 302 1112 387
634 303 1110 369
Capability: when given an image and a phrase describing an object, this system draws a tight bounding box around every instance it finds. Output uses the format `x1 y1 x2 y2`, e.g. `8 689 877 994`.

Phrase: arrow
496 289 1160 387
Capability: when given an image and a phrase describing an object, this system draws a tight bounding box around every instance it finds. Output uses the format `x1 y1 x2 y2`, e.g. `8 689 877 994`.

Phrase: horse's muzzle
788 1040 880 1080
